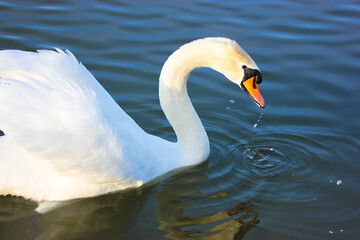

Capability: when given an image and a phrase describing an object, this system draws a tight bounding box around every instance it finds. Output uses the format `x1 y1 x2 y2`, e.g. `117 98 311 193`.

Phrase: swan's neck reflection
154 169 259 240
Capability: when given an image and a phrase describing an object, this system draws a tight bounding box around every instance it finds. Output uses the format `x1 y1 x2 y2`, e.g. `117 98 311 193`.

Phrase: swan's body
0 38 264 202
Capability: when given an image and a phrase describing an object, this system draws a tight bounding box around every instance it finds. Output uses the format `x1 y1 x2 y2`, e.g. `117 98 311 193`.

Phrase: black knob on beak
255 74 262 84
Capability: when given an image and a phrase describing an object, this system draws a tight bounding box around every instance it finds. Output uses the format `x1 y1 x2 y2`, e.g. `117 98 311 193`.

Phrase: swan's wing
0 49 143 187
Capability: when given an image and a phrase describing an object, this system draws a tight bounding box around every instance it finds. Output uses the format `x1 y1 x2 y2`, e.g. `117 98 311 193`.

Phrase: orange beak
241 77 265 109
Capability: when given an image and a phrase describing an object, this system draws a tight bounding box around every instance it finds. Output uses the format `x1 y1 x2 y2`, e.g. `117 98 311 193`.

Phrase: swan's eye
242 65 247 69
0 130 4 136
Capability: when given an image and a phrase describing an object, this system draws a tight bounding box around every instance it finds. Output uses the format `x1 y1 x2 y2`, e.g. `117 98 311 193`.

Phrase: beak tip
258 102 265 109
256 97 265 109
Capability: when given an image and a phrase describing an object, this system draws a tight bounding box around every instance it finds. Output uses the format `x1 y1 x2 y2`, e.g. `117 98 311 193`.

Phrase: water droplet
229 99 235 104
226 106 230 110
329 230 334 234
336 180 342 185
340 229 344 232
253 112 264 128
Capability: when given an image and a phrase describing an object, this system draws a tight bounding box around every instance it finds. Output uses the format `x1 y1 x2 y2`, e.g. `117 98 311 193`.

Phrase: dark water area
0 0 359 239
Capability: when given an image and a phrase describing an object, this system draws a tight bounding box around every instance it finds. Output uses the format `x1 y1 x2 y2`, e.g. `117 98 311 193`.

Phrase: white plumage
0 38 262 203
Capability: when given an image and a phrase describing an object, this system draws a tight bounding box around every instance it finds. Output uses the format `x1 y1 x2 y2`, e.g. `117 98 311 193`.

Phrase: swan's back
0 49 146 201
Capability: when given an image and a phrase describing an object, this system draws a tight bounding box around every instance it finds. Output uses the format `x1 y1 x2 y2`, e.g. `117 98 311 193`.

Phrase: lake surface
0 0 359 239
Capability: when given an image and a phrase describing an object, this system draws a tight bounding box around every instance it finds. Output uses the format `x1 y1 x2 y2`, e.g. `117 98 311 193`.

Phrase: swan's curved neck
159 49 208 162
159 39 244 162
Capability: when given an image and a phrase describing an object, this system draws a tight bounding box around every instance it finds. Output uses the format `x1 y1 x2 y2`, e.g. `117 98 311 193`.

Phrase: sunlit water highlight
0 0 359 239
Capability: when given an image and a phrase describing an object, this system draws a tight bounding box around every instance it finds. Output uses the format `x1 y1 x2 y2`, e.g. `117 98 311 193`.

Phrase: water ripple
241 146 290 178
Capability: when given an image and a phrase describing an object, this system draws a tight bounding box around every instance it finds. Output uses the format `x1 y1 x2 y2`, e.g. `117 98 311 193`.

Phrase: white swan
0 37 264 203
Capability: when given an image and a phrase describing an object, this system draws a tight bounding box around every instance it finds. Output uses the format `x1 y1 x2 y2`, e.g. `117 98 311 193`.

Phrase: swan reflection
158 200 259 240
0 189 147 239
159 198 260 240
0 167 259 240
155 171 260 240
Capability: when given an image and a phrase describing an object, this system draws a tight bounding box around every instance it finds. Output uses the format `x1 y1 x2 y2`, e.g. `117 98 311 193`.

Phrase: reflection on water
158 200 259 240
0 189 147 239
155 170 259 240
35 189 146 240
1 0 360 239
0 196 36 222
0 182 259 240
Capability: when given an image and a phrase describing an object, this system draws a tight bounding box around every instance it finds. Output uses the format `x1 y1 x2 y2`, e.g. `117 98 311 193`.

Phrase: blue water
0 0 359 239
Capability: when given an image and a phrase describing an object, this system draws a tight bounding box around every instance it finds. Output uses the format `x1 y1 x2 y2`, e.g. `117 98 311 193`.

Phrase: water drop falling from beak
253 112 264 128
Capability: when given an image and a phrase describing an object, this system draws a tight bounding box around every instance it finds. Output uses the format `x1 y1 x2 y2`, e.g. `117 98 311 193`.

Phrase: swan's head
203 37 265 109
239 65 265 109
161 37 265 108
223 39 265 109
